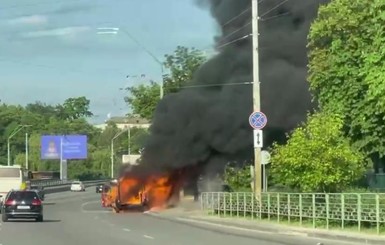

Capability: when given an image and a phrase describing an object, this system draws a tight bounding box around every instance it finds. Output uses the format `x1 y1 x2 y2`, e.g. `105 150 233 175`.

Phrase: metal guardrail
200 192 385 235
30 179 110 188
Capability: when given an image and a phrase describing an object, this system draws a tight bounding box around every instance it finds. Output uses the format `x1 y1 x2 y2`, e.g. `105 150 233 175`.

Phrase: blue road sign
249 111 267 129
41 135 88 160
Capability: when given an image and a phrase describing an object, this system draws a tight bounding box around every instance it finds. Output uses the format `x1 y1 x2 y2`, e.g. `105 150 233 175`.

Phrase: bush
224 163 252 192
270 111 365 193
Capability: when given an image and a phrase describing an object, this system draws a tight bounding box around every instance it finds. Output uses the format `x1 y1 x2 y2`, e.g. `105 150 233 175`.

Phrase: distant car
1 190 44 222
70 181 85 192
96 184 104 193
29 185 45 200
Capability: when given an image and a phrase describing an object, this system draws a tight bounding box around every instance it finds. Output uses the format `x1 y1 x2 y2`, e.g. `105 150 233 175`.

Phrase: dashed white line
123 228 131 232
143 235 154 239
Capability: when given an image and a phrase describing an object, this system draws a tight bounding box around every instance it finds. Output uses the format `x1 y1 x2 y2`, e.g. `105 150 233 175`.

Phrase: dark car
1 190 43 222
29 185 45 201
96 184 104 193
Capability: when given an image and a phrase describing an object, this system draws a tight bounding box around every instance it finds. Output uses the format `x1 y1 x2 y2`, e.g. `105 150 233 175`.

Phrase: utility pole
160 66 164 99
111 141 114 179
128 126 131 156
7 140 10 166
252 0 262 197
25 132 29 170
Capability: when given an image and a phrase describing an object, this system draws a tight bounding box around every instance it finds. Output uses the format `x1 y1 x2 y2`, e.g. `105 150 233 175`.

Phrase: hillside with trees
0 96 146 180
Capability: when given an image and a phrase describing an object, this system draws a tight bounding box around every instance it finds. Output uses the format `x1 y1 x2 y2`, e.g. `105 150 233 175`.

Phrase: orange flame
103 168 187 212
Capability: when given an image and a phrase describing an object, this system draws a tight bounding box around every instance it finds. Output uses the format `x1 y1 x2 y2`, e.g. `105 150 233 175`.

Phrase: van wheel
36 215 43 222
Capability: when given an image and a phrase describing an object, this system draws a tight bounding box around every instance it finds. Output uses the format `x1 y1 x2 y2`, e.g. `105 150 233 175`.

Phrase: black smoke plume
137 0 328 174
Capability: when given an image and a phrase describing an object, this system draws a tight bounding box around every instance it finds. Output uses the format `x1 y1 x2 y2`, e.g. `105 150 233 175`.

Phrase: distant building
94 115 150 131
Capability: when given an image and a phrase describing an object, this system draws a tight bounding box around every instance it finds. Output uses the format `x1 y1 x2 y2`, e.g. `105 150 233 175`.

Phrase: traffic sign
261 150 271 165
253 129 263 148
249 111 267 129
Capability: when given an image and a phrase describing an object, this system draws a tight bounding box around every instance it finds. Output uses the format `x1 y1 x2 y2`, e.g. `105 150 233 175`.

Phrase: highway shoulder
145 210 384 245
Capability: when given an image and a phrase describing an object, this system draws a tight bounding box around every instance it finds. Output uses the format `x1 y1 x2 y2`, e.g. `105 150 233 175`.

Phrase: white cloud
21 26 91 38
7 15 48 25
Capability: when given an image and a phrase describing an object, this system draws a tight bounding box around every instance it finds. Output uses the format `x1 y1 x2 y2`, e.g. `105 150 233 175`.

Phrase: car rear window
8 191 39 201
73 181 81 184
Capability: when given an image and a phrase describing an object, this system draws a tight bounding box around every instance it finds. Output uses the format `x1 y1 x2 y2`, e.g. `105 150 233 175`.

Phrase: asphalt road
0 189 360 245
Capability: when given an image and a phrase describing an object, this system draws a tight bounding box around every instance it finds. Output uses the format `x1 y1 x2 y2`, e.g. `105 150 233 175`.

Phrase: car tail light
32 199 42 205
5 199 16 205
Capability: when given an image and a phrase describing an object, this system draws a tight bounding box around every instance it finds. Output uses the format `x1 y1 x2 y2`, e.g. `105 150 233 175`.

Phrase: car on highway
70 181 85 192
1 189 43 222
96 184 104 193
29 185 45 200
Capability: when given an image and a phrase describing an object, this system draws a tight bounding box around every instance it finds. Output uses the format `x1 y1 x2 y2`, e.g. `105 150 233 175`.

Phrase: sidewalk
148 199 385 245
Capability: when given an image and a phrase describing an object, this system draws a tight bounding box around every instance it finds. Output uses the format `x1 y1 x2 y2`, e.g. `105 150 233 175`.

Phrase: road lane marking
81 200 110 214
143 235 154 239
123 228 131 232
175 217 273 234
81 210 111 214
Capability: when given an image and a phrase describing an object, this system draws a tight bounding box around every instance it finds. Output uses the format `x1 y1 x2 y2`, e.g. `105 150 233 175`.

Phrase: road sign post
249 111 268 196
261 150 271 192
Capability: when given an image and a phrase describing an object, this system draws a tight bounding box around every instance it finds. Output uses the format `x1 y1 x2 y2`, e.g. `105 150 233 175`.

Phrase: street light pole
110 127 131 178
110 140 114 179
97 27 165 99
128 126 131 156
25 132 29 170
7 125 31 166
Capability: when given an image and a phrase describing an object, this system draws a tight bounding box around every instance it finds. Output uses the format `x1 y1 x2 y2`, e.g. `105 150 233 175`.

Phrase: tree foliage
270 112 365 193
224 163 252 192
124 81 160 120
124 46 206 120
163 45 206 94
0 97 147 180
308 0 385 159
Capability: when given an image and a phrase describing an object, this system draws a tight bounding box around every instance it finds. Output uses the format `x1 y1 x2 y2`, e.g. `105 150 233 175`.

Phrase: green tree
307 0 385 162
0 97 109 180
56 96 93 120
270 112 365 193
124 46 206 120
224 163 252 192
124 81 160 120
163 45 206 93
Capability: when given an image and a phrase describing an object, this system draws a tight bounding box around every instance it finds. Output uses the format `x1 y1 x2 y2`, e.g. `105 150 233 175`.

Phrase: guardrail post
326 194 329 230
243 192 246 218
376 194 380 235
312 194 316 228
341 193 345 230
288 193 291 223
277 193 280 223
217 192 220 217
357 193 361 232
299 194 302 225
251 192 255 219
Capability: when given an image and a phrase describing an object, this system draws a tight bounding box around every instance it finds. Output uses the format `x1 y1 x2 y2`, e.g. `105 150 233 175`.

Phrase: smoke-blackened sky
139 0 328 172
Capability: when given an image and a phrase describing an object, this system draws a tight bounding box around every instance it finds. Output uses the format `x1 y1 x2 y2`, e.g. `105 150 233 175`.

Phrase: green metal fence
200 192 385 235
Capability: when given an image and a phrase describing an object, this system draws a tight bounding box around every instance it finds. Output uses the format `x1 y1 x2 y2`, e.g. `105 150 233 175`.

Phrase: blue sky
0 0 217 123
